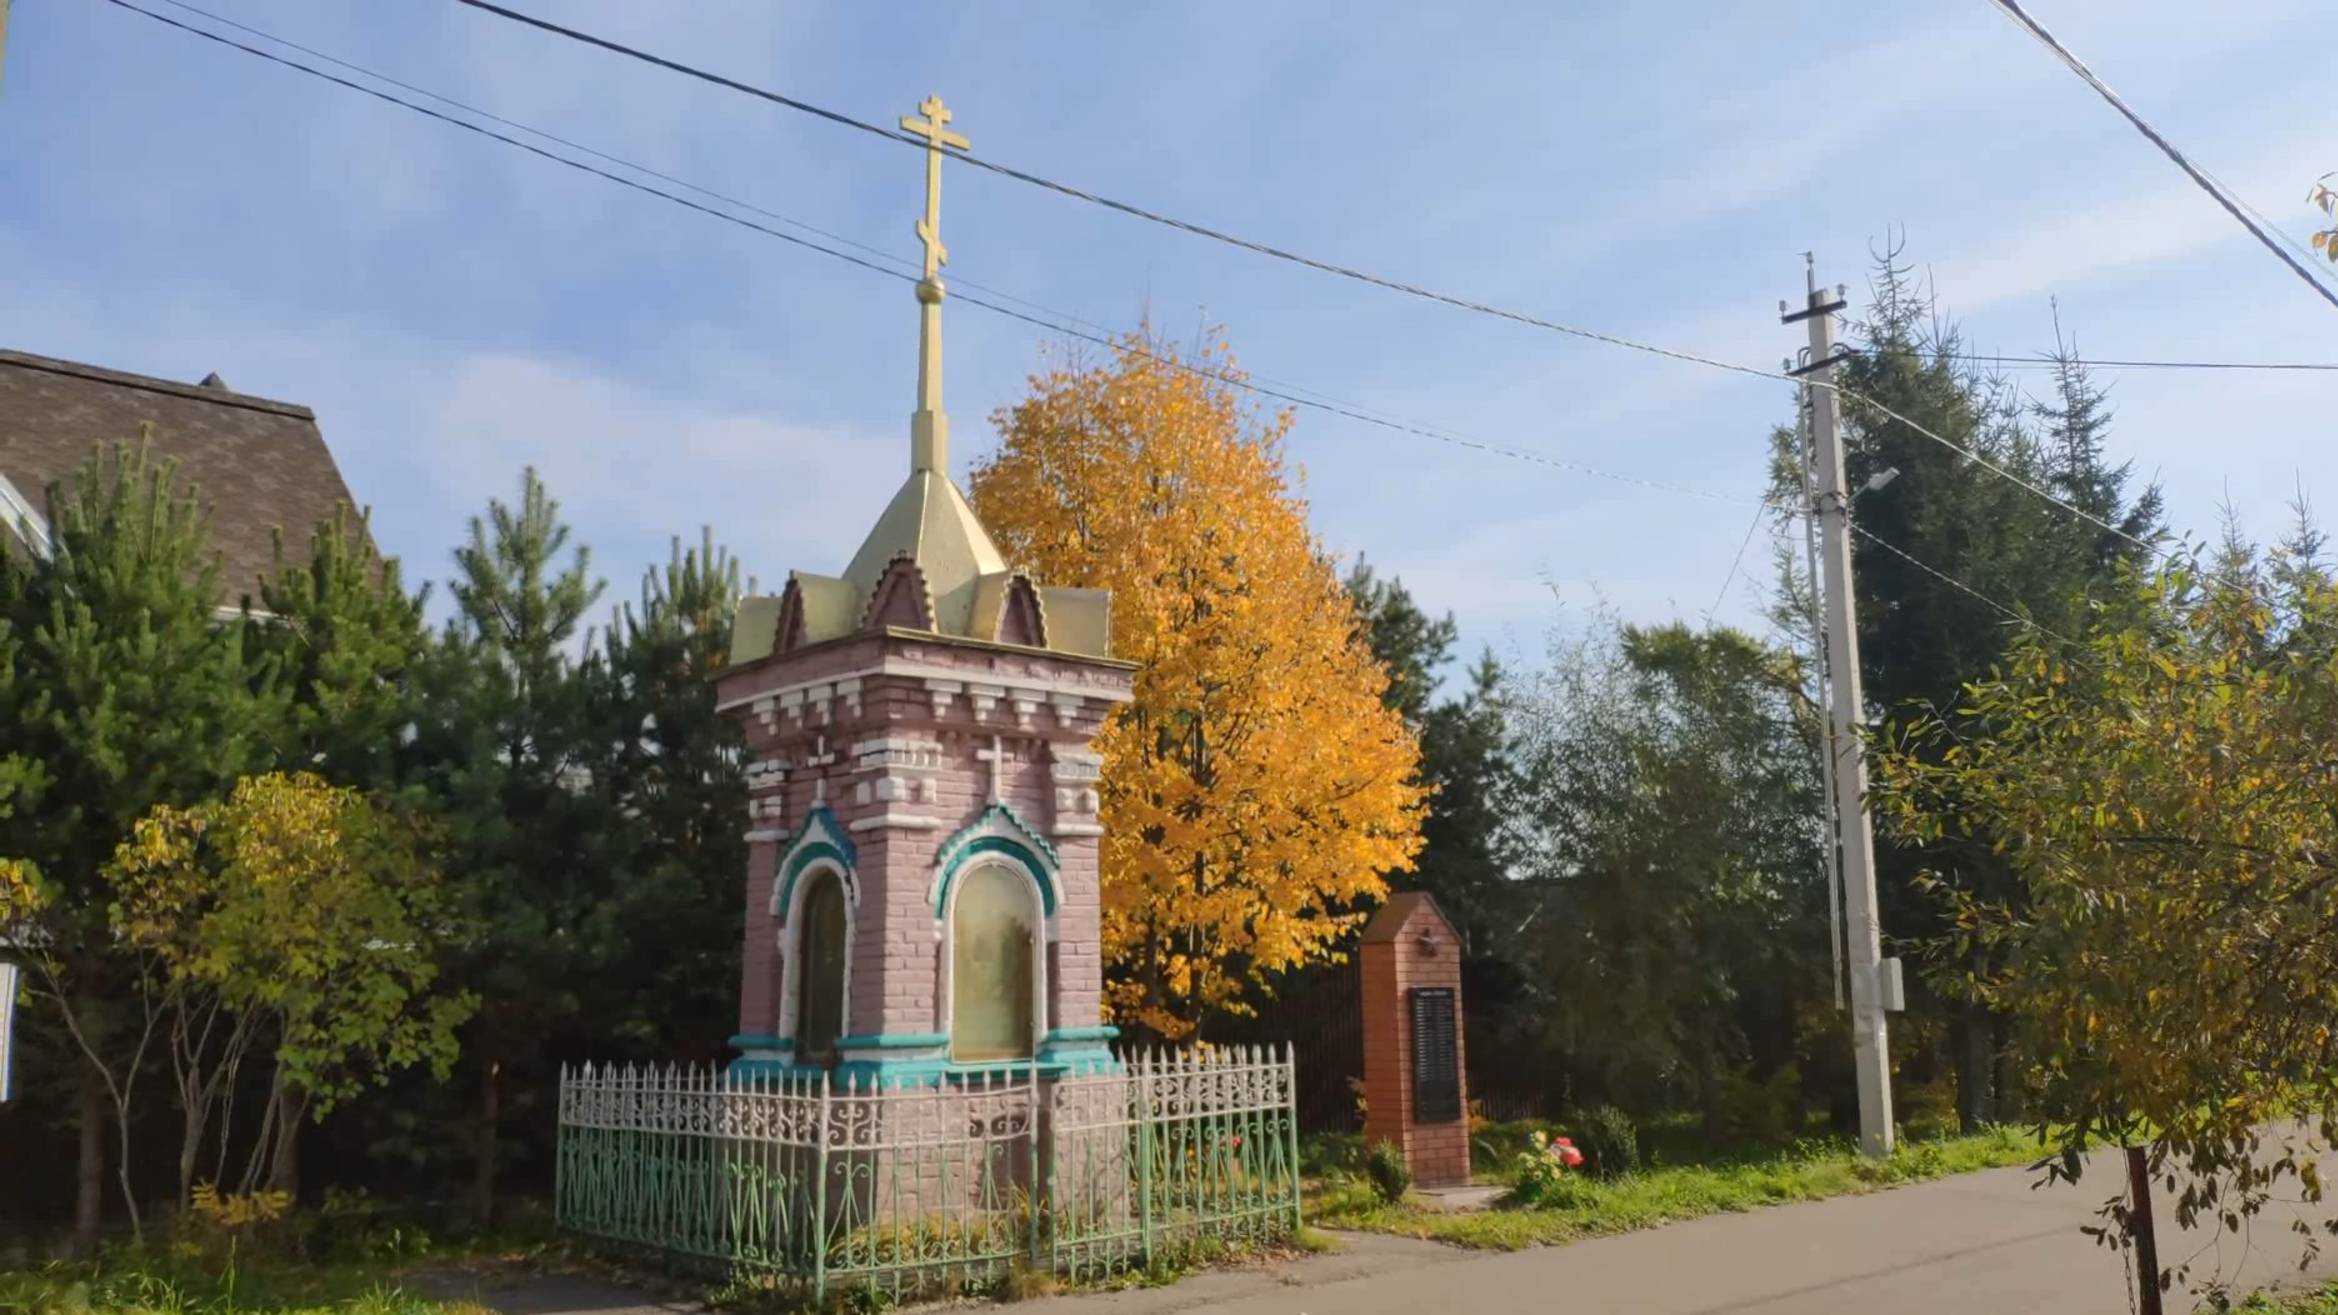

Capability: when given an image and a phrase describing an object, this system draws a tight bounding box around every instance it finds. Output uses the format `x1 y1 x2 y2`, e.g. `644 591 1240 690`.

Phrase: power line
1914 350 2338 374
447 0 1796 382
1985 0 2338 315
445 0 2177 559
98 0 1760 511
1707 499 1775 621
1846 518 2082 650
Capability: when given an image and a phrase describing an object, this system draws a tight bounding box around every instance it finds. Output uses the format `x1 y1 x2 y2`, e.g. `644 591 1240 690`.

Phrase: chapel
715 97 1134 1086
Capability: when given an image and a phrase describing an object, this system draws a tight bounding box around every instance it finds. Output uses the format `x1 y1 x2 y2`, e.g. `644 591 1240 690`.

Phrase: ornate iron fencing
555 1047 1301 1302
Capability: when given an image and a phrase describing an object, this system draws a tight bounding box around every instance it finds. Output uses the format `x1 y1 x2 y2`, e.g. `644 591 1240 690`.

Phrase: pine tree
413 467 607 1222
255 506 431 793
0 438 281 1248
591 530 747 1055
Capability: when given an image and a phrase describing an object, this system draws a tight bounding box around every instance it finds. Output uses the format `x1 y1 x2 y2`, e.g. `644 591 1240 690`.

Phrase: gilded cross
899 95 969 281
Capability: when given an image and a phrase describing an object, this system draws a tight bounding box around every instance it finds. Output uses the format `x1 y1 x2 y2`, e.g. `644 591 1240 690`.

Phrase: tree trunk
73 1067 104 1258
2126 1145 2164 1315
1990 1014 2020 1123
472 1055 500 1225
1953 1005 1993 1132
266 1084 306 1199
1694 1041 1726 1145
178 1076 204 1209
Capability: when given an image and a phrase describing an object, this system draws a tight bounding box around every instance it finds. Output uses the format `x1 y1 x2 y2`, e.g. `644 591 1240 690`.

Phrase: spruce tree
1768 250 2164 1130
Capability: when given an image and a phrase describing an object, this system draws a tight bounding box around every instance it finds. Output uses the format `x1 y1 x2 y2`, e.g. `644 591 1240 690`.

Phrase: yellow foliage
189 1181 291 1231
103 771 474 1111
0 857 45 925
973 330 1427 1038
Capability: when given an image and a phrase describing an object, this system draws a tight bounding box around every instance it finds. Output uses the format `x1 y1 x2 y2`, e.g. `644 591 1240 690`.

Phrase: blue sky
4 0 2332 682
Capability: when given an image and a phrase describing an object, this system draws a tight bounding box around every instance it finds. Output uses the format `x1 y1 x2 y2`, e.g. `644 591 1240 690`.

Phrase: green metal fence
555 1047 1301 1302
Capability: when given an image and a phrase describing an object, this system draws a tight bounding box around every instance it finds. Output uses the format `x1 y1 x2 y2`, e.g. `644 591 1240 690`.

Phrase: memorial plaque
1409 986 1460 1124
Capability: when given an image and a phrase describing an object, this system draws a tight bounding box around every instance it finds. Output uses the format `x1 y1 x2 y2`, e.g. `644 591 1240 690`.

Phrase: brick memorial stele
715 95 1135 1089
1360 892 1471 1188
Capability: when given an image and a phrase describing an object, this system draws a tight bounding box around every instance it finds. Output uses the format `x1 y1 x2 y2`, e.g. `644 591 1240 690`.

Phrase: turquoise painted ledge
726 1056 830 1082
728 1033 791 1051
836 1057 1073 1088
835 1032 950 1051
1036 1043 1121 1077
1042 1025 1120 1044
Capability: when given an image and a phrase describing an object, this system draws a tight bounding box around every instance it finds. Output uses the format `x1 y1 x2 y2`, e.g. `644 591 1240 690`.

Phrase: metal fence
555 1047 1301 1302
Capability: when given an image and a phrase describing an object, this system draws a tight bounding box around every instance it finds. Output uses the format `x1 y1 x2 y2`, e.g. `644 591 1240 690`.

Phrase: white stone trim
852 735 943 774
847 811 941 832
715 659 1132 715
775 858 853 1061
1052 823 1106 837
0 475 53 561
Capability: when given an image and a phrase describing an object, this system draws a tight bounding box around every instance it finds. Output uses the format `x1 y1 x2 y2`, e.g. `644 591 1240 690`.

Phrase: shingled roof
0 348 362 607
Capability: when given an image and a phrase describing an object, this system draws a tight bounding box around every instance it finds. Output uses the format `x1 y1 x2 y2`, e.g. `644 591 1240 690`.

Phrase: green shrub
1575 1106 1640 1180
1299 1131 1364 1179
1467 1120 1544 1168
1718 1066 1802 1146
1363 1140 1411 1203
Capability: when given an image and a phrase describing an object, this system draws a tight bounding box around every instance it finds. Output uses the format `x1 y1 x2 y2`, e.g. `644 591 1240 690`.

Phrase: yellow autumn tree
972 329 1426 1039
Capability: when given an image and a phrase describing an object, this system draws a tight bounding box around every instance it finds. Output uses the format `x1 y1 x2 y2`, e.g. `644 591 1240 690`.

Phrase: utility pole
1785 270 1896 1157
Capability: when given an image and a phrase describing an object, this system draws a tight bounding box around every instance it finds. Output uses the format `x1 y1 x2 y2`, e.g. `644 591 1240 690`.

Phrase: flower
1560 1145 1585 1167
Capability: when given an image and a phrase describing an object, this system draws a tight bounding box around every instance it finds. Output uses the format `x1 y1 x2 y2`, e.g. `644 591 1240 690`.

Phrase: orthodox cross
899 95 970 282
976 734 1007 804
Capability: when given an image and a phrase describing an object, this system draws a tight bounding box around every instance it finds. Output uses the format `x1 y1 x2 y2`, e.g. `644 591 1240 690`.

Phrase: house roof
0 348 362 606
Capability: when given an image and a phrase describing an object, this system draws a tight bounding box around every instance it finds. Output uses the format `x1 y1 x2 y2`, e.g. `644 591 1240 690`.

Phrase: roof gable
0 349 362 605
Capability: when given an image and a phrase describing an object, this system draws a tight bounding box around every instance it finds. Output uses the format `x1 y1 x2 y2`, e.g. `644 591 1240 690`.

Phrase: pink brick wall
719 631 1133 1058
739 842 779 1037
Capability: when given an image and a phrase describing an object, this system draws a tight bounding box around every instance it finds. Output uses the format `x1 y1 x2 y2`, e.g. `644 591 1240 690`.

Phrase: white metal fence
555 1046 1301 1301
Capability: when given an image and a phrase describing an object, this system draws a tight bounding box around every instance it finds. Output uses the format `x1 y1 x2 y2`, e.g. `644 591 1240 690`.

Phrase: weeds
1309 1124 2038 1251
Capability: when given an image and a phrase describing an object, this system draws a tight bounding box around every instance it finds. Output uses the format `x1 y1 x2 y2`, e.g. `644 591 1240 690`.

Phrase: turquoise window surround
931 804 1061 917
773 806 858 920
1042 1025 1119 1044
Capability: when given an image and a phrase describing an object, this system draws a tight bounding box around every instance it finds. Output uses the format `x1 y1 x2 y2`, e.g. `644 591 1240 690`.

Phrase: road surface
416 1150 2338 1315
1041 1152 2337 1315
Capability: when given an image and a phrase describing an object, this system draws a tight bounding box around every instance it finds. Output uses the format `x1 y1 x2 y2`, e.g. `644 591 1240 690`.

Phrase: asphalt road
418 1148 2338 1315
1041 1150 2338 1315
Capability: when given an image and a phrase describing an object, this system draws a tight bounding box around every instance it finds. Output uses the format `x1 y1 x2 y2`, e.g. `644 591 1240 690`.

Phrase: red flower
1560 1147 1585 1167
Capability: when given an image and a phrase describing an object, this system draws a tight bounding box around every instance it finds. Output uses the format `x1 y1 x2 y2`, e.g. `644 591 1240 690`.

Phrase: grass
1306 1122 2042 1251
2236 1282 2338 1312
0 1253 487 1315
0 1196 579 1315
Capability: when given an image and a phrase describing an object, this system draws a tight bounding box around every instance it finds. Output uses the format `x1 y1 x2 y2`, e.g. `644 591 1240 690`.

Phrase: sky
4 0 2333 686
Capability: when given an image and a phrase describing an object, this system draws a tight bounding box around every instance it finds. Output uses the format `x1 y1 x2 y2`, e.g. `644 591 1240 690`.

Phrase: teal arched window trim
929 804 1060 927
773 805 859 924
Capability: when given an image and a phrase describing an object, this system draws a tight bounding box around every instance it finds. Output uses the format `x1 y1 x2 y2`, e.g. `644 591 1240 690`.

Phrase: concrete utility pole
1785 272 1896 1157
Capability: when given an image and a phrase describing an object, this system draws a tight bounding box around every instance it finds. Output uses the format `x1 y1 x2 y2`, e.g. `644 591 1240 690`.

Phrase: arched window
950 864 1037 1062
795 870 848 1064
